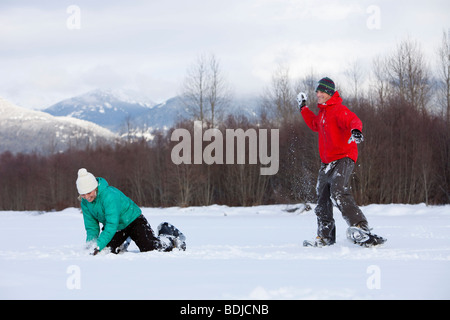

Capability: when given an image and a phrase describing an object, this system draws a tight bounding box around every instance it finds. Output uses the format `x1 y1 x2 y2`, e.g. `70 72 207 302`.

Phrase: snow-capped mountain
43 89 155 133
0 97 117 154
132 96 191 131
43 90 262 140
117 94 262 140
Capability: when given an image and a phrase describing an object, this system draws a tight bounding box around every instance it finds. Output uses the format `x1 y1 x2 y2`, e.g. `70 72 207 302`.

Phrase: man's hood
318 91 343 109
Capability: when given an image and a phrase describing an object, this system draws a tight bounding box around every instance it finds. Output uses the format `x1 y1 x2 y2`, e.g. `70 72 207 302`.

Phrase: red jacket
301 91 362 164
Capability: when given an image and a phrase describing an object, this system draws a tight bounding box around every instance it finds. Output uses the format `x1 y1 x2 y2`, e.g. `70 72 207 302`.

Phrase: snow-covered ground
0 203 449 300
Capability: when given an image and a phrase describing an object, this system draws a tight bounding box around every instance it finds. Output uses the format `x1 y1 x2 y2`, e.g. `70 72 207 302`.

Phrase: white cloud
0 0 448 109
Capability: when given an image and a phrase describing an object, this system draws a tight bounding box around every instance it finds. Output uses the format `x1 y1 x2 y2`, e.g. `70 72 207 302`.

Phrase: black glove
348 129 364 144
296 92 307 111
91 247 100 256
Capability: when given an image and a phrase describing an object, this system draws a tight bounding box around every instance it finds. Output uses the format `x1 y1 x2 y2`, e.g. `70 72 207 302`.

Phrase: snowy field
0 203 449 300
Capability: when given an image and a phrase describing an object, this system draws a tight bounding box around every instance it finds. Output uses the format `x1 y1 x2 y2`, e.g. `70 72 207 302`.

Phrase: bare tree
123 114 134 144
386 38 431 111
371 54 391 108
344 59 365 106
182 54 208 123
262 64 296 123
181 53 231 127
437 29 450 123
207 54 231 127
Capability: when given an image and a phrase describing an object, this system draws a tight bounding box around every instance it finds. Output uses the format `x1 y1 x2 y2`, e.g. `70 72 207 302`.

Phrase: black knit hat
316 77 335 96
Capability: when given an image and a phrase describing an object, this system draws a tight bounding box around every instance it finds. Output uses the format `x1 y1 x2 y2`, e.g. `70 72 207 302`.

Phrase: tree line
0 34 449 210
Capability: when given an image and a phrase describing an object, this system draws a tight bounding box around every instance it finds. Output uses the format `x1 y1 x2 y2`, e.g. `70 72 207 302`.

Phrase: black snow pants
315 157 369 244
106 214 162 253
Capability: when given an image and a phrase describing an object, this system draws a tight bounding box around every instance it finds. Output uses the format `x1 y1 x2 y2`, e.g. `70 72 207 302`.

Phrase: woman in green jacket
76 168 183 255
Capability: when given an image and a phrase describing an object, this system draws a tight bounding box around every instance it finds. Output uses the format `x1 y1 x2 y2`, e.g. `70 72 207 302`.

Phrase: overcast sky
0 0 448 109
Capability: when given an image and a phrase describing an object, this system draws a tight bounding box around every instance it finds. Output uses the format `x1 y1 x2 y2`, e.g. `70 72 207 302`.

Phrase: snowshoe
110 236 132 254
116 236 132 253
157 222 186 251
303 236 334 247
346 226 386 247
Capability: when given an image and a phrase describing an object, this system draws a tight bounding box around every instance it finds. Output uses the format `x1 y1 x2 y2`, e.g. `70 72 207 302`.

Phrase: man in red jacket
298 77 385 247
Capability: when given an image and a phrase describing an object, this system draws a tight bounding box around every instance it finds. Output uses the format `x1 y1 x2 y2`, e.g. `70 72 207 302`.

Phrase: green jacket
81 177 142 251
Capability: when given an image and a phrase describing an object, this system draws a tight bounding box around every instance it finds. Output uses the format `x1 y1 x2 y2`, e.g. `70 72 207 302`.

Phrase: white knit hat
76 168 98 195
